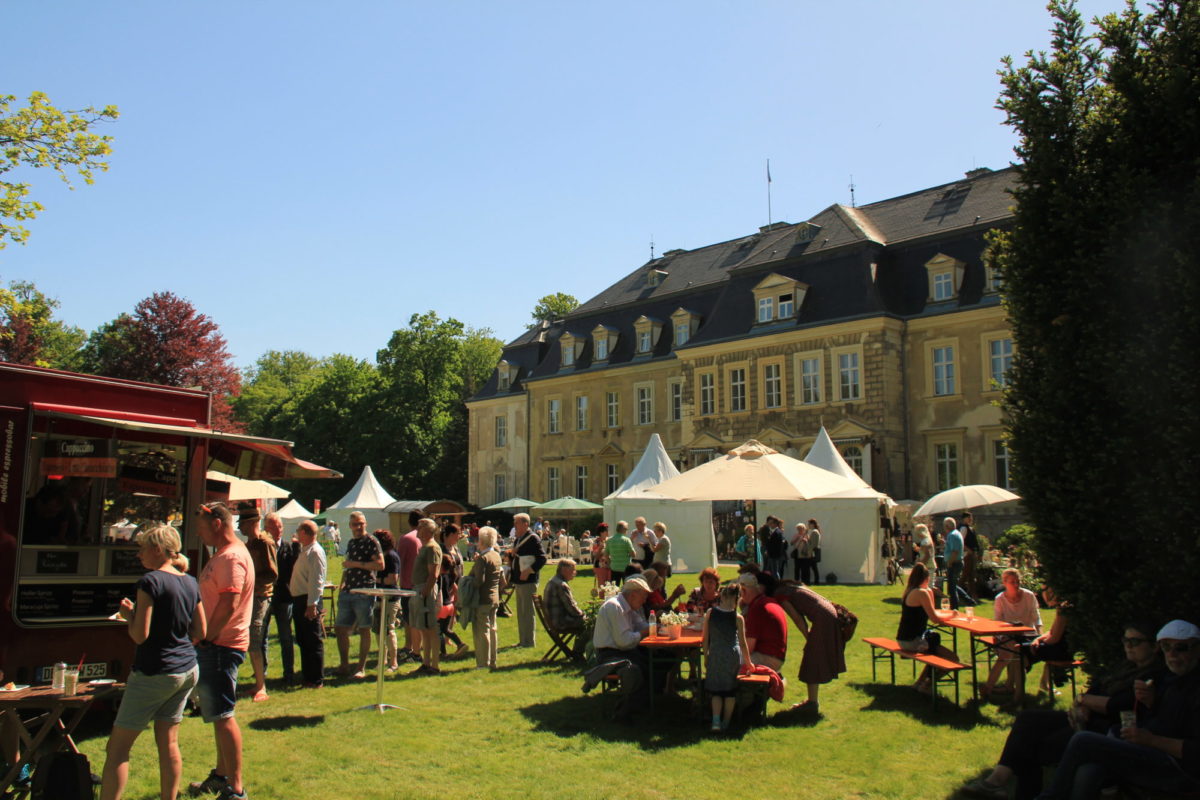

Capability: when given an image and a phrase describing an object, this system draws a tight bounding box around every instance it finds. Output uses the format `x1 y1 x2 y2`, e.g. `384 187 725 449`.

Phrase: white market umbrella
913 484 1021 518
207 470 291 501
648 440 861 502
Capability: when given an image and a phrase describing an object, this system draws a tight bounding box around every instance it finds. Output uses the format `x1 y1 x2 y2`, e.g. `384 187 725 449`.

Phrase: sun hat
621 576 650 594
1157 620 1200 641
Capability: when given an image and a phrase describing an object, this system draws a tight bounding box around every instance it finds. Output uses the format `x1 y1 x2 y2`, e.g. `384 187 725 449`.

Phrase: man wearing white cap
1036 618 1200 799
583 576 651 722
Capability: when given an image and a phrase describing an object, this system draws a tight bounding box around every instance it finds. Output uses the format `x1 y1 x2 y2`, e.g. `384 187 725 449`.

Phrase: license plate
35 662 109 682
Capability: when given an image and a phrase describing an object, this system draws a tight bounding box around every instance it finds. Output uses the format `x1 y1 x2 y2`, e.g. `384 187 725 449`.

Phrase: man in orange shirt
188 502 255 800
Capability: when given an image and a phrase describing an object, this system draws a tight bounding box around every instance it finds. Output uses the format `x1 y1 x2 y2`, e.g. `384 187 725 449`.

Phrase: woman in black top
102 525 206 800
438 525 468 658
895 562 957 693
374 529 403 672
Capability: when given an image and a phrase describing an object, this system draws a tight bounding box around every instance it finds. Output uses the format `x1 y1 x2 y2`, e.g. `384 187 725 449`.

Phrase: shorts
336 591 374 629
195 644 246 723
248 594 272 651
409 587 441 631
113 665 199 730
898 630 941 653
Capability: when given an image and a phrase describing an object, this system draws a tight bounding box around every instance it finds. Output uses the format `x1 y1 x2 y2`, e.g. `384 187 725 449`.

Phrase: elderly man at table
289 520 327 689
544 559 586 658
583 576 652 722
335 511 384 679
738 572 788 672
1034 619 1200 800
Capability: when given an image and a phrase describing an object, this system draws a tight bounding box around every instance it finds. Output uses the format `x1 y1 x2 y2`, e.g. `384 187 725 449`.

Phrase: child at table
703 584 752 732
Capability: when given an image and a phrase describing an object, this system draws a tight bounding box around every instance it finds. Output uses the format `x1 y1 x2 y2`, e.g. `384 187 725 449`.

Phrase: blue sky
5 0 1117 369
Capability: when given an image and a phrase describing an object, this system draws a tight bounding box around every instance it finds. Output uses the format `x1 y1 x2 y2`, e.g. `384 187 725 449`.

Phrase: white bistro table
350 586 415 713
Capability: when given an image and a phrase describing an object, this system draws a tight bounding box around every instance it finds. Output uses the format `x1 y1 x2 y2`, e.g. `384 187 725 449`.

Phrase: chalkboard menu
35 550 80 574
16 581 137 621
109 549 145 577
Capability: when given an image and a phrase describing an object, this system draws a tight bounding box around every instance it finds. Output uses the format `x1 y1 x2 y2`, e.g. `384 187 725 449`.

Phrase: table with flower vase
934 613 1036 700
642 627 705 715
0 681 124 792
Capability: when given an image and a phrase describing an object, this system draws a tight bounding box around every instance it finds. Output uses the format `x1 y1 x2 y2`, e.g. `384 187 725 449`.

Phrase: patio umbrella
207 470 291 501
481 496 538 511
913 484 1021 518
531 496 604 514
648 440 862 502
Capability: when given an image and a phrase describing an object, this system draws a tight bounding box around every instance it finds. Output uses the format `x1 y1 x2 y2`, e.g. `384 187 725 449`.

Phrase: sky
5 0 1120 370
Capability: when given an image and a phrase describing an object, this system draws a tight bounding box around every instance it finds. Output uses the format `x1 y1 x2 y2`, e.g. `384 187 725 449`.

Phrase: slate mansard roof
472 167 1017 401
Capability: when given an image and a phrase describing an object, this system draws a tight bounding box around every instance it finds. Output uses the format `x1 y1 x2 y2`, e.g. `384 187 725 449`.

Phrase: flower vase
667 624 681 640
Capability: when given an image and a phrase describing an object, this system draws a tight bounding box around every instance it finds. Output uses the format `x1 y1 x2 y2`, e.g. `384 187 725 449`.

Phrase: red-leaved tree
81 291 243 431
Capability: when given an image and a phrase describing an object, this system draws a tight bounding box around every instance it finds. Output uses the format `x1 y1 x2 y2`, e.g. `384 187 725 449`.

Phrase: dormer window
752 273 808 324
497 360 514 392
670 307 699 348
632 315 663 356
559 333 582 369
647 268 668 288
591 324 617 362
986 264 1003 293
925 253 966 302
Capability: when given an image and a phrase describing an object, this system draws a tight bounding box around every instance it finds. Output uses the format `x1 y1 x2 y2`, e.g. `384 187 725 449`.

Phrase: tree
0 279 85 368
0 91 118 247
233 349 324 437
991 0 1200 669
531 292 579 322
80 291 243 431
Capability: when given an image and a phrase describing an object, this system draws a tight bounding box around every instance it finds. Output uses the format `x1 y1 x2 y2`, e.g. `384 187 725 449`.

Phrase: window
636 384 653 425
933 345 956 396
575 465 588 500
842 445 863 476
757 297 774 323
933 272 954 301
494 415 507 447
699 372 715 416
778 293 794 319
547 467 560 499
561 342 574 367
637 330 652 353
606 391 619 428
669 380 683 422
592 325 616 361
837 351 861 401
729 367 746 412
575 395 589 430
606 463 620 494
800 355 822 404
674 322 689 346
763 363 782 408
497 362 512 392
989 337 1013 389
987 265 1003 293
935 443 958 490
547 398 561 434
994 439 1012 489
493 474 506 504
594 337 609 360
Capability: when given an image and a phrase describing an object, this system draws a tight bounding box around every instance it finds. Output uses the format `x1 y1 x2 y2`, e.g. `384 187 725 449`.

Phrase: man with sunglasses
188 502 254 800
1037 619 1200 799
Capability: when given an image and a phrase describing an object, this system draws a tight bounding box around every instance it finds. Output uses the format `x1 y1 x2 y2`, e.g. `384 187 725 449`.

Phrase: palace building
466 166 1016 507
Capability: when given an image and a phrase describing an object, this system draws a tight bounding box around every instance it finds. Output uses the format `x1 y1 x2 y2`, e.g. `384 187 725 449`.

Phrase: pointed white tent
276 498 314 521
603 434 715 573
756 427 894 584
326 466 397 553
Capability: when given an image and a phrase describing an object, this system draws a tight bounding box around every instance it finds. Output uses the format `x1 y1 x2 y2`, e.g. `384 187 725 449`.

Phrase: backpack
832 602 859 645
32 751 94 800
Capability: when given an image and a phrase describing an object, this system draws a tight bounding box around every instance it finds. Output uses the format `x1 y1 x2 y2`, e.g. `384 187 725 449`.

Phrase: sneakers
188 770 228 796
217 785 248 800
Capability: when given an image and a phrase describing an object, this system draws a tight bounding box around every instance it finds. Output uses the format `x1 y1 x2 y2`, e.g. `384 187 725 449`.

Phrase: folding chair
532 594 581 663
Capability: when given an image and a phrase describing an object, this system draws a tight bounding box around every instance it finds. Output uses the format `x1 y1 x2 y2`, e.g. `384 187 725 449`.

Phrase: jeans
195 644 245 722
1037 730 1200 800
268 595 295 680
946 561 974 609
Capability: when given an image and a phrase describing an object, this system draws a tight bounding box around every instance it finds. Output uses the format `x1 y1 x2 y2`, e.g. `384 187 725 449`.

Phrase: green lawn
76 564 1062 800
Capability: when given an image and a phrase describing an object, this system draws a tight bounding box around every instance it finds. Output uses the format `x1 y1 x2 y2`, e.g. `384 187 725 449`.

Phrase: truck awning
33 405 342 481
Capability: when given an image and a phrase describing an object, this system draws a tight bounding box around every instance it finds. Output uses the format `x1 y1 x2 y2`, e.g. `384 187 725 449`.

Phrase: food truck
0 361 339 684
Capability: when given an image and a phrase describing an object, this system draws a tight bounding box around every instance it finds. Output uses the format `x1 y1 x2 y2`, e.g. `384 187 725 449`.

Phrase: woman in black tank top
896 563 958 693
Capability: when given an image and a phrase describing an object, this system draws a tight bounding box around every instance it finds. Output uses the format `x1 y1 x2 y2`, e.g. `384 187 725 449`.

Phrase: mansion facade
467 167 1017 507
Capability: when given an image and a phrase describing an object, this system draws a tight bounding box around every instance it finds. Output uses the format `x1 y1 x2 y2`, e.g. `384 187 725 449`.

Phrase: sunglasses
196 502 227 518
1122 636 1149 646
1161 641 1197 655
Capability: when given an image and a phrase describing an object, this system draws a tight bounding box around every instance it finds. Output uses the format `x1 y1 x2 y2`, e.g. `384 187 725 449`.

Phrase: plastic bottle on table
648 611 657 638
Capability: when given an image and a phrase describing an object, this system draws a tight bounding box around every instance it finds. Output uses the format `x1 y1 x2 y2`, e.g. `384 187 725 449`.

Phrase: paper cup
63 668 80 696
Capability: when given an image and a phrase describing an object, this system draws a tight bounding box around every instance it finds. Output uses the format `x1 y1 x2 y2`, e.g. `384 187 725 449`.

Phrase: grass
74 564 1062 800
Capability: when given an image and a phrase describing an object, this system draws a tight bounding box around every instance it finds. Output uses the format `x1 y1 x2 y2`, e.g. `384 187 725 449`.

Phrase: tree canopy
0 91 118 248
531 292 579 322
991 0 1200 668
0 278 85 369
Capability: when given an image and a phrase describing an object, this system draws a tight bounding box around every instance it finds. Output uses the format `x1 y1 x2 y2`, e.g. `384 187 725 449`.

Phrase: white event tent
326 466 397 549
603 434 715 573
756 427 893 584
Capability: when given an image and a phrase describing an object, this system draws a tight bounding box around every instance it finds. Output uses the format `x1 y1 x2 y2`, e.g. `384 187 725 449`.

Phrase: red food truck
0 361 338 685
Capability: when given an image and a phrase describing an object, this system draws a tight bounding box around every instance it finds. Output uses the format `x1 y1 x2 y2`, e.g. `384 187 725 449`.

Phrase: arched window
842 445 863 476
